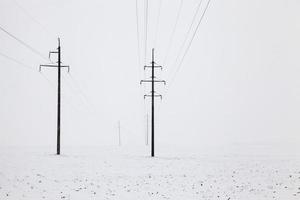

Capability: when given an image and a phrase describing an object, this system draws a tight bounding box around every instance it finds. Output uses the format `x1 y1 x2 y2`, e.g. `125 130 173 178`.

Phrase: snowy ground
0 145 300 200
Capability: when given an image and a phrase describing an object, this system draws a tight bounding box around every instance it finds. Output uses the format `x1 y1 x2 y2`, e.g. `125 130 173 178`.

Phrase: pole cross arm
144 65 162 70
140 80 166 85
49 51 58 59
155 80 166 85
144 94 162 99
39 64 70 72
140 80 149 84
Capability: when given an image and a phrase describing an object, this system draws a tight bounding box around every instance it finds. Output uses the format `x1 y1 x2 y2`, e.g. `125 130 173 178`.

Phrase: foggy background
0 0 300 151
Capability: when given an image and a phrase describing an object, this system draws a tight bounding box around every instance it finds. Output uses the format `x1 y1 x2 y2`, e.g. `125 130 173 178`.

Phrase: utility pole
39 38 70 155
141 48 165 157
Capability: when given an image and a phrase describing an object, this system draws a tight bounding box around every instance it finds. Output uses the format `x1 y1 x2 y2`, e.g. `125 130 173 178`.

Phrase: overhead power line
170 0 204 75
136 0 142 71
153 0 163 48
136 0 148 109
144 0 149 64
61 73 94 113
11 0 57 39
167 0 211 94
136 0 150 144
0 51 56 87
0 51 35 71
163 0 184 66
0 25 49 61
67 72 95 110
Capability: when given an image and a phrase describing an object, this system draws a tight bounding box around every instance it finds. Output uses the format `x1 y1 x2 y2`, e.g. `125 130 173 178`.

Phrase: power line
0 51 56 87
66 72 96 113
166 0 211 96
142 0 151 144
11 0 57 39
136 0 142 72
39 71 56 88
163 0 184 66
153 0 163 48
136 0 148 127
0 51 35 72
144 0 149 64
61 73 94 113
169 0 204 77
0 25 49 61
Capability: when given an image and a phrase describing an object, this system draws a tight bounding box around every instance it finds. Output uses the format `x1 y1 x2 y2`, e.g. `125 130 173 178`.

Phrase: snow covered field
0 145 300 200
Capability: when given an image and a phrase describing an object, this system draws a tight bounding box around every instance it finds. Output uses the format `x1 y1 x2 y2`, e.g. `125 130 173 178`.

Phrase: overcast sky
0 0 300 150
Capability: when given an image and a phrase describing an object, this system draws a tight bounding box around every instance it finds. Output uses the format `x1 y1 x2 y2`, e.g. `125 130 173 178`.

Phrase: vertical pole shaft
118 121 121 146
57 38 61 155
151 48 155 157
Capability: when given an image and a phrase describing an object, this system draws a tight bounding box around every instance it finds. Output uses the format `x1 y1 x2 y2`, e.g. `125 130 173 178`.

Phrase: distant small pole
118 121 121 146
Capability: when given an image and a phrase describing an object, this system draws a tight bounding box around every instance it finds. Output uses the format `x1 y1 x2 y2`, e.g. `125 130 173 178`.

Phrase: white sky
0 0 300 149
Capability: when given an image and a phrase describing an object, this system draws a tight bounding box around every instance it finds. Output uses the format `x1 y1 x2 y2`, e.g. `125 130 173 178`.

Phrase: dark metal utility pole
39 38 70 155
141 48 165 157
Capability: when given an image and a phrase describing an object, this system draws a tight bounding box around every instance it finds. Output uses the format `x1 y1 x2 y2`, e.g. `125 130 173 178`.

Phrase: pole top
152 48 154 63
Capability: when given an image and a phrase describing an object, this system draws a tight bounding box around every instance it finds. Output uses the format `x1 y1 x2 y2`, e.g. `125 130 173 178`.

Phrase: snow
0 145 300 200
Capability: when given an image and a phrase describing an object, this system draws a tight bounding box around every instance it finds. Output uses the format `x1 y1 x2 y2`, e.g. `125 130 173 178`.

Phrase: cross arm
49 51 58 59
144 65 162 70
140 80 166 85
144 94 162 99
39 64 70 72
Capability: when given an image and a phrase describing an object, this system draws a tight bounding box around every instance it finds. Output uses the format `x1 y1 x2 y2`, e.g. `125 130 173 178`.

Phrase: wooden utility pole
141 48 165 157
39 38 70 155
